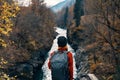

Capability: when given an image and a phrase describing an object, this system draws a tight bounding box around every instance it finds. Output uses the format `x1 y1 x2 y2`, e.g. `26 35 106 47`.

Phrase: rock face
7 50 49 80
9 63 33 80
75 48 90 79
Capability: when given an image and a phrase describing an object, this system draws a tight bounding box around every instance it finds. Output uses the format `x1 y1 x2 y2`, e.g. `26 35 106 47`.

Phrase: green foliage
73 0 84 27
63 7 68 27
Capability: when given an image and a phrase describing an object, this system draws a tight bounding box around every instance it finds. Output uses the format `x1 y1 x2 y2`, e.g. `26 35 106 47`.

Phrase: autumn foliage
67 0 120 79
0 0 55 79
0 0 20 47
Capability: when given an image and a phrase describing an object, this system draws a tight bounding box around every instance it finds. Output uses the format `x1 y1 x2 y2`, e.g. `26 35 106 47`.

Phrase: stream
42 27 98 80
42 27 77 80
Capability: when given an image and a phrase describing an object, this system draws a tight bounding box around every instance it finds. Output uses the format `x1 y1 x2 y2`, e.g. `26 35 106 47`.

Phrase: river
42 27 77 80
42 27 98 80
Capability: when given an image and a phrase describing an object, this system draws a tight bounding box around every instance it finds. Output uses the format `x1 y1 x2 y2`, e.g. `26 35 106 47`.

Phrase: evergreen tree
64 7 68 27
74 0 84 27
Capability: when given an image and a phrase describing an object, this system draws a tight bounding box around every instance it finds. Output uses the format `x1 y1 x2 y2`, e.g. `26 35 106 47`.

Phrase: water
88 74 98 80
42 27 98 80
42 27 77 80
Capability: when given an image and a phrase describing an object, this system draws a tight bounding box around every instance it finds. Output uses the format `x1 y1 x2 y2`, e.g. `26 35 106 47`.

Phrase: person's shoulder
50 50 58 56
67 51 73 57
67 51 72 54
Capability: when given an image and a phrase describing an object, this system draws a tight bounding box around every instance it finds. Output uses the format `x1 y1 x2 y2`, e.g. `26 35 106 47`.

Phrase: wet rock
7 50 48 80
8 62 33 80
75 48 90 79
16 63 33 79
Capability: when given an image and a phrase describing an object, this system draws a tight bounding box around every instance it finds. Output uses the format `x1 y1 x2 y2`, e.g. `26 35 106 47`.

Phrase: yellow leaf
30 40 36 47
0 0 20 47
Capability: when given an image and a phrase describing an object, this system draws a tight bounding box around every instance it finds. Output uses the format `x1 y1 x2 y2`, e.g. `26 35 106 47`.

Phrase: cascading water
42 27 77 80
42 27 98 80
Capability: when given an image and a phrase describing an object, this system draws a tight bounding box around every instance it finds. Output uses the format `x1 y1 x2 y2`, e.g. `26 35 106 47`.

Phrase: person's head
57 36 67 47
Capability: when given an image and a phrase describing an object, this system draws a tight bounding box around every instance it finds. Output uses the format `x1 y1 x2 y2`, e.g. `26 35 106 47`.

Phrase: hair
57 36 67 47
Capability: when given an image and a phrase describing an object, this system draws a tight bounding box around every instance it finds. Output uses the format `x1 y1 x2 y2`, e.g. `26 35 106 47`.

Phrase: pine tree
74 0 84 27
64 7 68 27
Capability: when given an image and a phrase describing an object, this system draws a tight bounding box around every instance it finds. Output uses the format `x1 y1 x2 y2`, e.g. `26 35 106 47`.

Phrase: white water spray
42 27 77 80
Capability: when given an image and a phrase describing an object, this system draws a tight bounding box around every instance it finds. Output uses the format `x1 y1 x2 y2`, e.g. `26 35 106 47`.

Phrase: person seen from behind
48 36 73 80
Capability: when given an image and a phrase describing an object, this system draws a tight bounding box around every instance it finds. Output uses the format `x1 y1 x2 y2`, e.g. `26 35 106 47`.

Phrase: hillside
0 0 55 79
67 0 120 80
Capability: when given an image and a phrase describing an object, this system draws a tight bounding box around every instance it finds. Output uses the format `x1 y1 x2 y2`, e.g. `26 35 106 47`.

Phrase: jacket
48 46 73 80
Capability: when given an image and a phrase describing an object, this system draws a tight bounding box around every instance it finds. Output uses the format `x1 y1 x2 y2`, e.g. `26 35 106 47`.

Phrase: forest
67 0 120 80
0 0 55 79
0 0 120 80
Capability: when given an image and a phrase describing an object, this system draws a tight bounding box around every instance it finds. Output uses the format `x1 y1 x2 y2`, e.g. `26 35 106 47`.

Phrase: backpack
50 50 69 80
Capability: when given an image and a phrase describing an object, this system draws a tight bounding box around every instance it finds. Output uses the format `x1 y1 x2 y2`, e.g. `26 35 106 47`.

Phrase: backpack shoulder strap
50 50 58 59
51 50 70 58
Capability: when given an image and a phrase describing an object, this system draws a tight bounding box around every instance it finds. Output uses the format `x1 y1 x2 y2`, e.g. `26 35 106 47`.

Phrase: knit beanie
57 36 67 47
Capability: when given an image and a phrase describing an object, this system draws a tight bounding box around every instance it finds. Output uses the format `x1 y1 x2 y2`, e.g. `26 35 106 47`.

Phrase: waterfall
42 27 77 80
